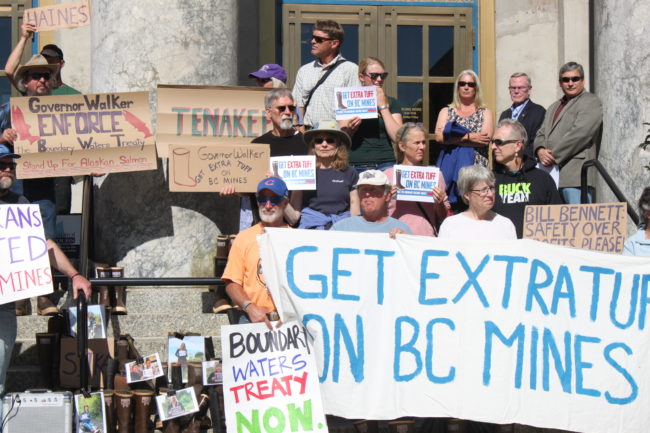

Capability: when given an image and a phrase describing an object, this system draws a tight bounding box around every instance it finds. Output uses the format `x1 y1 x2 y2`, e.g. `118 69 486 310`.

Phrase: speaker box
2 390 73 433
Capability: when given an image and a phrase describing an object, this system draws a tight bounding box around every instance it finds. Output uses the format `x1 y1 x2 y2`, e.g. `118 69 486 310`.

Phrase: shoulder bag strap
303 59 346 117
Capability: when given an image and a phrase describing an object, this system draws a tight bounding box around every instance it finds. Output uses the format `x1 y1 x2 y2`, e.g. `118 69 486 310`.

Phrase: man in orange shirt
222 177 290 327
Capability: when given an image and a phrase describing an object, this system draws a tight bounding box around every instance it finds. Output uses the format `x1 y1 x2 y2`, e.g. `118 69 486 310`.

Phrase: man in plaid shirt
293 20 359 128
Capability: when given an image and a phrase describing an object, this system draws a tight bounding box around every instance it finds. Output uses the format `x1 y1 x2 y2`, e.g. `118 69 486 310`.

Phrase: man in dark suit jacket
534 62 602 204
499 72 546 157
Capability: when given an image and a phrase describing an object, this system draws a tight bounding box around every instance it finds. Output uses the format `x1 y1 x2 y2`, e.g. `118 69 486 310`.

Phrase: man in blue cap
222 177 291 327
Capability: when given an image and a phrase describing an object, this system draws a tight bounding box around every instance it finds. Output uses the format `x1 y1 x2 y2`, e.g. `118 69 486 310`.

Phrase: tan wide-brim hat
304 120 352 148
15 54 60 91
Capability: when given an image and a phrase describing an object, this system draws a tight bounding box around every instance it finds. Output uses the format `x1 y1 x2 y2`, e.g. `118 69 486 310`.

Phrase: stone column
89 0 239 276
594 0 650 221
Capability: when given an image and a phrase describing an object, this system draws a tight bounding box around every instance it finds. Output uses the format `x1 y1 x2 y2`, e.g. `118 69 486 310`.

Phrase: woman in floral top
434 69 494 211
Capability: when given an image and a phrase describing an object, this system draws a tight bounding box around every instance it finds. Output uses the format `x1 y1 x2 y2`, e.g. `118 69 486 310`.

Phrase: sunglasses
365 72 388 80
0 161 17 170
491 139 519 146
274 105 296 113
458 81 476 88
256 77 271 83
312 35 335 44
313 137 336 144
560 76 582 83
29 72 51 81
256 194 284 206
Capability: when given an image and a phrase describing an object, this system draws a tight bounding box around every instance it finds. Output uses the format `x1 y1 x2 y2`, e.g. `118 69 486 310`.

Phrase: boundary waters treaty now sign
258 228 650 433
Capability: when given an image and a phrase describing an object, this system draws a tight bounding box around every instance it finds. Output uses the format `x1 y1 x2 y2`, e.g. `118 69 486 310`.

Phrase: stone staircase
7 285 230 392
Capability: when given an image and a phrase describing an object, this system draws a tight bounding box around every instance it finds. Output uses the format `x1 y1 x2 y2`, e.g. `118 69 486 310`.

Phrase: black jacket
499 100 546 157
493 156 562 238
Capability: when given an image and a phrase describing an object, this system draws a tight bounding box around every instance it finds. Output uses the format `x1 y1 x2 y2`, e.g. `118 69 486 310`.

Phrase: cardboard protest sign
392 165 440 202
11 92 157 178
169 143 270 192
334 86 377 120
60 337 114 388
24 1 91 32
156 85 270 158
523 202 627 252
0 204 53 304
222 322 328 433
270 156 316 190
259 228 650 433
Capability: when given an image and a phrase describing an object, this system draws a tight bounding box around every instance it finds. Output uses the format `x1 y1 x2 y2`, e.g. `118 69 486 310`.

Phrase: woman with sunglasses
383 123 450 236
287 120 360 229
438 164 516 240
344 57 403 174
434 70 494 211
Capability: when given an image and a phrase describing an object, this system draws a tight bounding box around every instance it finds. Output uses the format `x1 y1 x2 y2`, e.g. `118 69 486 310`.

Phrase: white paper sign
258 228 650 433
270 156 317 190
0 204 54 304
392 165 440 202
334 86 377 120
221 322 329 433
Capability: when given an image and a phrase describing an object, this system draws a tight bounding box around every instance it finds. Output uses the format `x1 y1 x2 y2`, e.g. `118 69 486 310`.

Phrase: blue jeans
561 187 593 204
0 307 17 420
352 161 395 175
35 199 57 239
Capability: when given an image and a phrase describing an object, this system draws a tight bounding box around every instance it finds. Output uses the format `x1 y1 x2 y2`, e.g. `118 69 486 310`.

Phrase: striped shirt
292 54 359 127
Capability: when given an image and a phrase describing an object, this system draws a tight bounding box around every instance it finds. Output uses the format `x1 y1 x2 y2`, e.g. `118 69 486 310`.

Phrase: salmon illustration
11 106 40 144
123 110 153 138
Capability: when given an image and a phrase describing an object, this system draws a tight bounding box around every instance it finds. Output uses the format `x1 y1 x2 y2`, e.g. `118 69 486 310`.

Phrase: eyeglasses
274 105 296 113
508 86 529 92
0 161 17 171
458 81 476 88
256 194 284 206
560 76 582 83
470 186 496 196
312 35 335 44
313 137 336 144
29 72 51 81
491 139 519 146
365 72 388 80
256 77 271 83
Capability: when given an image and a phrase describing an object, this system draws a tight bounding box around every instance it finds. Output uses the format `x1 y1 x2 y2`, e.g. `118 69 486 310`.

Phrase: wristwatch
378 104 389 111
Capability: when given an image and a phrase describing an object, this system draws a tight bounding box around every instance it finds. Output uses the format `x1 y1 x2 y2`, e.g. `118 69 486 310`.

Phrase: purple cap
257 177 288 198
248 64 287 83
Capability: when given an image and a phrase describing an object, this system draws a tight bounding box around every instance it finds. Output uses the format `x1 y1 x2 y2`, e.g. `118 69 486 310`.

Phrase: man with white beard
251 88 306 155
222 177 290 327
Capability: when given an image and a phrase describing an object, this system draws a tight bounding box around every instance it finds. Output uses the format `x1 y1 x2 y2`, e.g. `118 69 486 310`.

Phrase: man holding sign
0 144 91 411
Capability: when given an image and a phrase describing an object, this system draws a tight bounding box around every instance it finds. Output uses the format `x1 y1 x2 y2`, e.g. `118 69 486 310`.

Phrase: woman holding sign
384 123 450 236
344 57 403 174
287 121 360 229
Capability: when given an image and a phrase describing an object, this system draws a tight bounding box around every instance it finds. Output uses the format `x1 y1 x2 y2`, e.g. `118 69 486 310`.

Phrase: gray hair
509 72 531 87
264 88 294 109
17 71 59 94
497 119 528 144
559 62 584 80
457 165 495 204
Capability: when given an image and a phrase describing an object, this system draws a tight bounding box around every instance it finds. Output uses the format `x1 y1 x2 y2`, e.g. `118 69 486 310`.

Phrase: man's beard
258 205 284 225
0 175 14 192
279 115 294 131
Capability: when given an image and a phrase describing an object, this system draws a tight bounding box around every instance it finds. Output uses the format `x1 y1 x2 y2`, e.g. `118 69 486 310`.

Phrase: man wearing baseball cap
331 169 411 236
222 177 291 327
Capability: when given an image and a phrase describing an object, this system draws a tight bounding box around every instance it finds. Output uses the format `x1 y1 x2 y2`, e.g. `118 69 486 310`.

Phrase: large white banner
0 204 53 304
258 228 650 433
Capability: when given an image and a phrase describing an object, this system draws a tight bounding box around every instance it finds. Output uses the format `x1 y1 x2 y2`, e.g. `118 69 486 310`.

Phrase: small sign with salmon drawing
10 91 158 178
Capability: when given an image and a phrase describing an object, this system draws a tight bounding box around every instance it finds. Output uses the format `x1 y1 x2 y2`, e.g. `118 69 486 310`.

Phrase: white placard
334 86 377 120
270 155 317 190
392 165 441 202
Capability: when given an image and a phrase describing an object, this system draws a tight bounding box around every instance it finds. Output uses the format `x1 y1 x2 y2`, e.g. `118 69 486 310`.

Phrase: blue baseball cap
257 177 288 198
0 144 20 159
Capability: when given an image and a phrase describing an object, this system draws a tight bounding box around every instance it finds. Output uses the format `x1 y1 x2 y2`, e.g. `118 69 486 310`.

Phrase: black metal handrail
580 159 640 226
89 277 222 286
